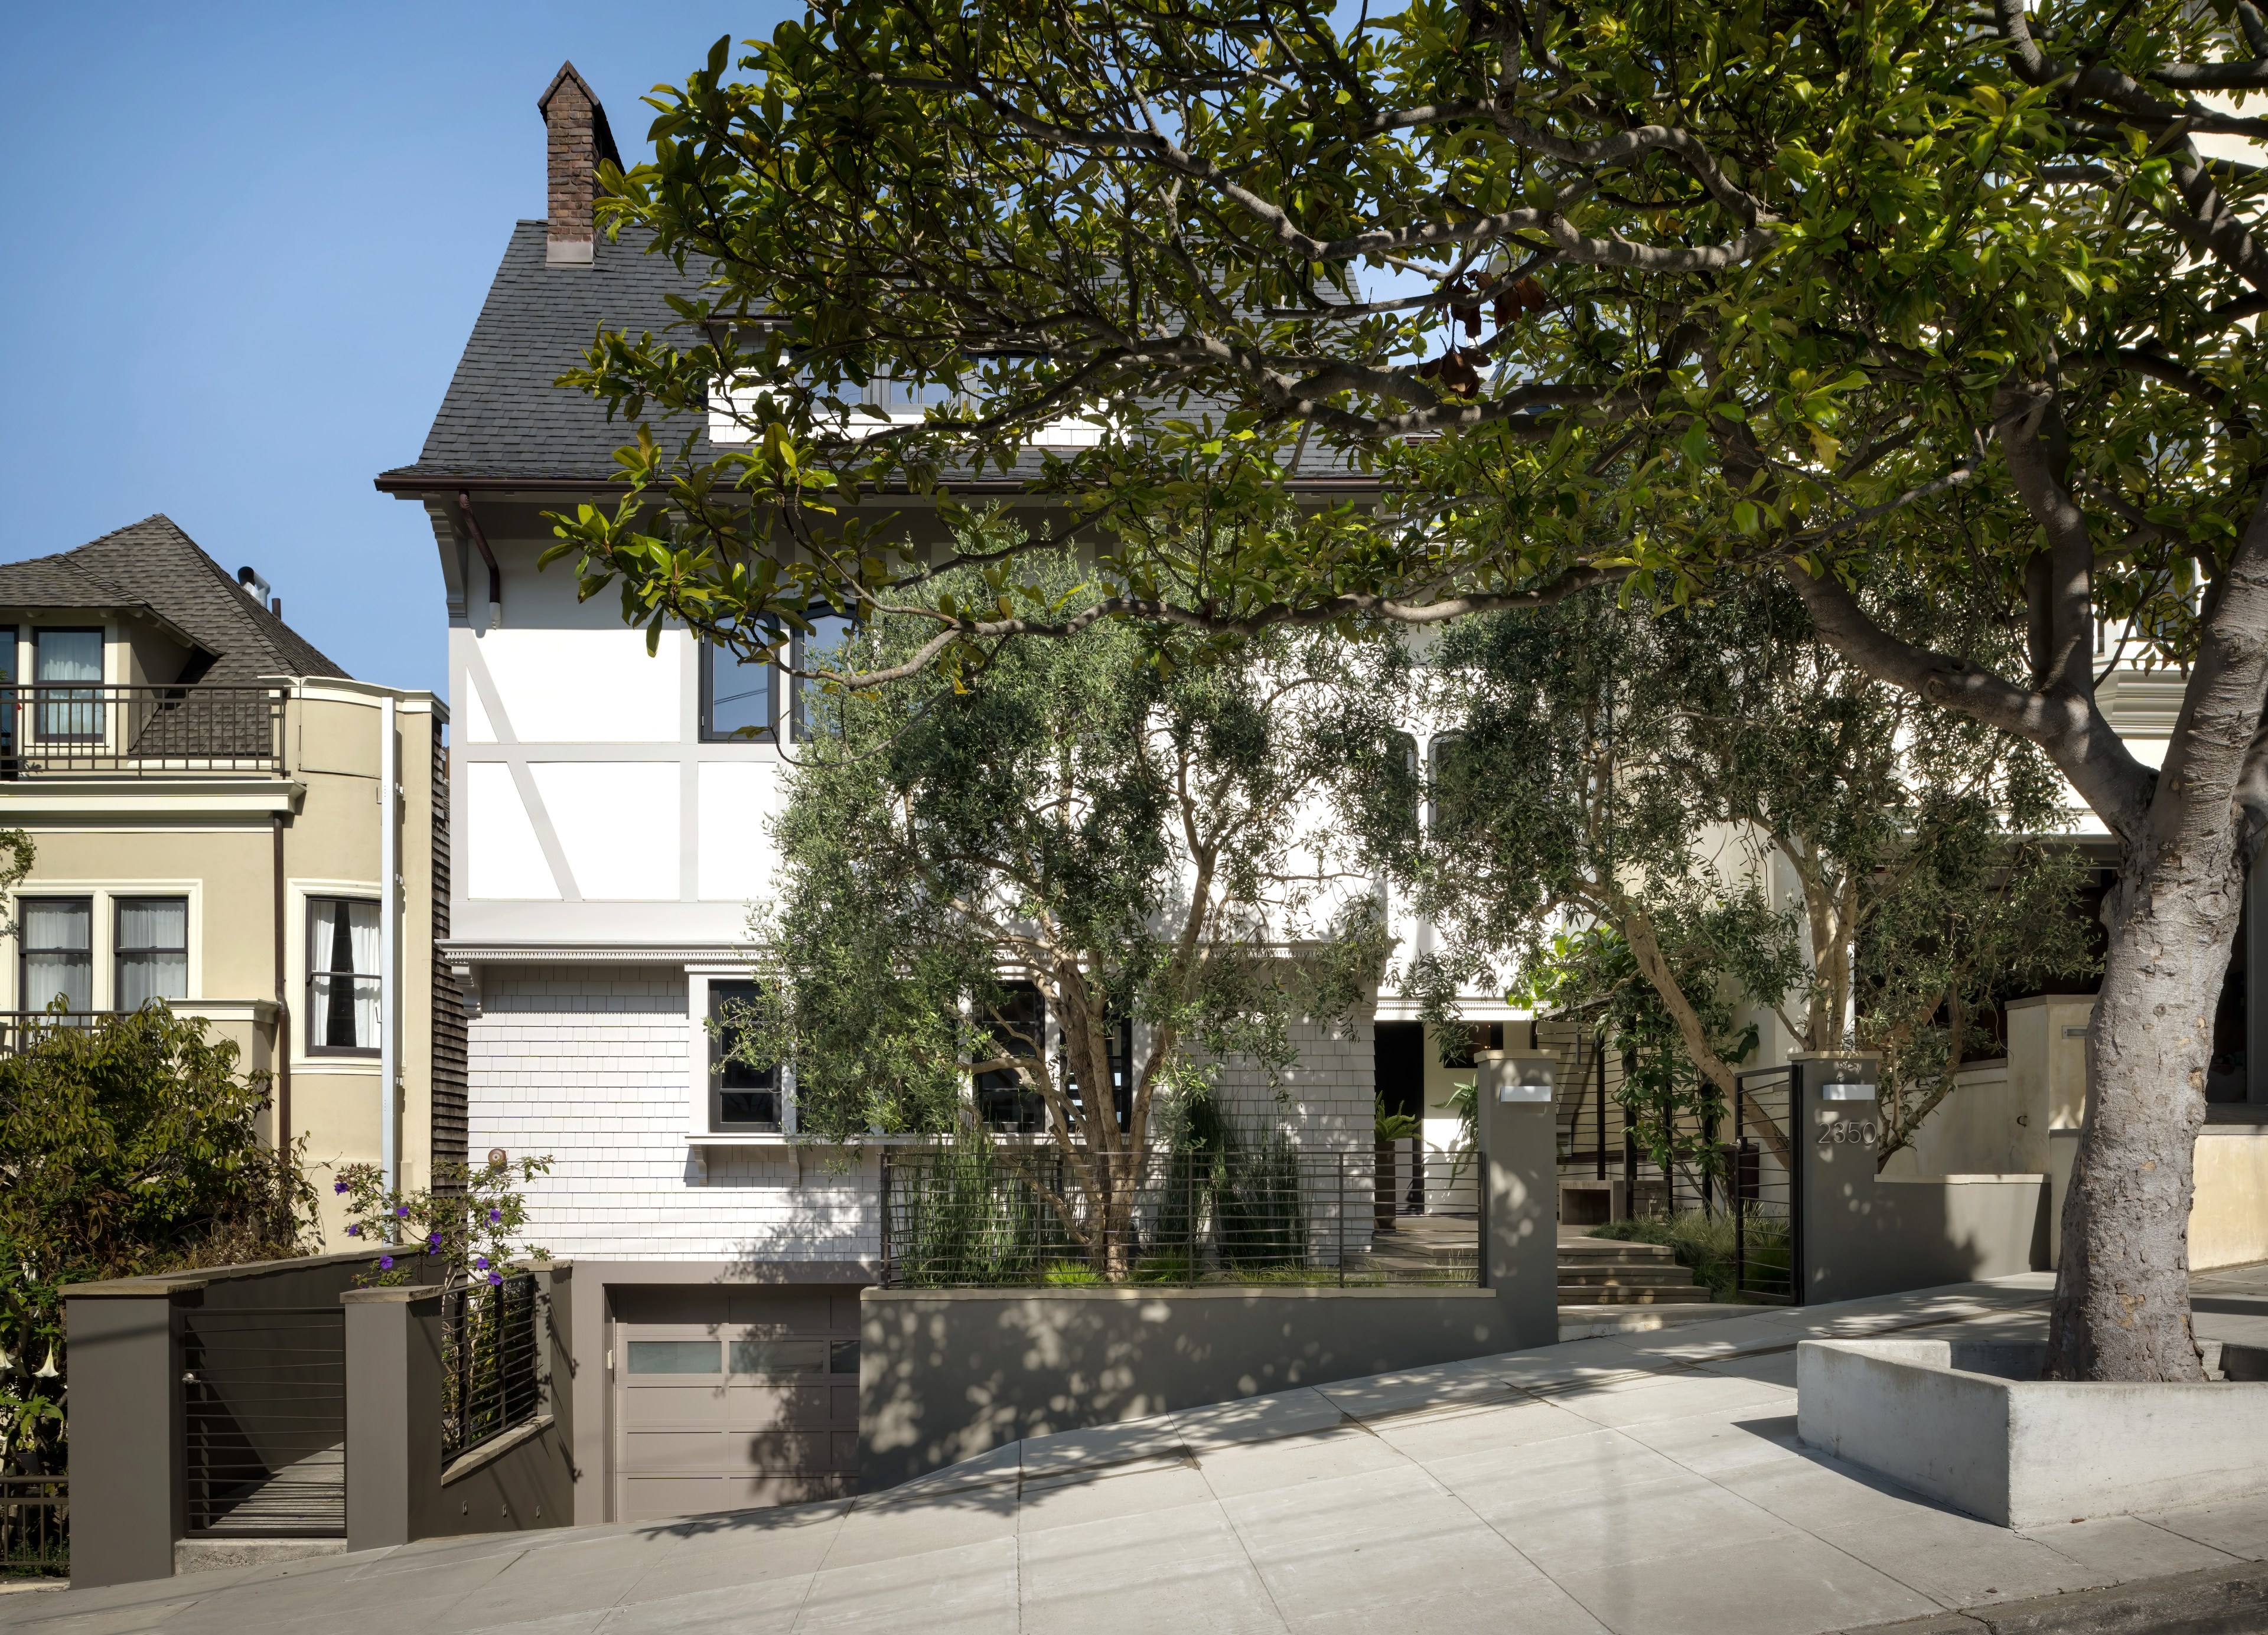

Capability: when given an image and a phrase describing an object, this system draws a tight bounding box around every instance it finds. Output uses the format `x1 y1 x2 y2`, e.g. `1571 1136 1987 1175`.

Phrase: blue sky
0 5 792 699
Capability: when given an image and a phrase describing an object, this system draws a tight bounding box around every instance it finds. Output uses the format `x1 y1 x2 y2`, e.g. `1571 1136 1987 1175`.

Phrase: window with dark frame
307 897 380 1053
1058 1014 1135 1131
790 611 856 743
114 897 188 1011
975 983 1047 1133
700 639 775 742
709 979 780 1129
19 898 91 1013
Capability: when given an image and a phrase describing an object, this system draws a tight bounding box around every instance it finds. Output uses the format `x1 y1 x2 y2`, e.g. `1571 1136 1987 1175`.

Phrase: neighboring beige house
0 515 458 1244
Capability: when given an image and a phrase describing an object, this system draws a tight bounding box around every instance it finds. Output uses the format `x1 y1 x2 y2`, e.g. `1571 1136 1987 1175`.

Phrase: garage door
611 1285 861 1520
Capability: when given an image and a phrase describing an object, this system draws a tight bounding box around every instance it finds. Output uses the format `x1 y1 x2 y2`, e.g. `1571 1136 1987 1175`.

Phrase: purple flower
487 1271 503 1286
333 1180 348 1195
379 1256 395 1270
346 1224 361 1237
395 1205 410 1218
474 1256 488 1270
428 1239 443 1256
488 1209 501 1224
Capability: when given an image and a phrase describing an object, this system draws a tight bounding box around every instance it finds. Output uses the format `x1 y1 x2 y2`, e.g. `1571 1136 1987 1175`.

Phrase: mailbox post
1475 1047 1561 1348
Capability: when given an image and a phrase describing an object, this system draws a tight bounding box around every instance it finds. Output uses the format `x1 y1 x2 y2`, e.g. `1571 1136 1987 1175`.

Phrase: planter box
1797 1337 2268 1528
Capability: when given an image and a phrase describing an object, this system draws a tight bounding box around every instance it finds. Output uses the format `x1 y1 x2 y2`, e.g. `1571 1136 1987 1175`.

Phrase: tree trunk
2048 865 2233 1382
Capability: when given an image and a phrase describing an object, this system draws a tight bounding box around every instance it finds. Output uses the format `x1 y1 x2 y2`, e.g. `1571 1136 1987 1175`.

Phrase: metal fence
0 1476 66 1577
182 1307 347 1537
444 1273 542 1463
0 685 285 775
1731 1066 1799 1304
879 1141 1482 1287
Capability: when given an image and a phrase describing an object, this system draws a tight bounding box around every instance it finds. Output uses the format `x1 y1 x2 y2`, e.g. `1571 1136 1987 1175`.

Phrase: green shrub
1592 1209 1791 1301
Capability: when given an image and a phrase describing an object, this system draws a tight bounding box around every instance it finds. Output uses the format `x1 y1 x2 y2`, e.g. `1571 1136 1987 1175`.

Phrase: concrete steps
1557 1236 1707 1306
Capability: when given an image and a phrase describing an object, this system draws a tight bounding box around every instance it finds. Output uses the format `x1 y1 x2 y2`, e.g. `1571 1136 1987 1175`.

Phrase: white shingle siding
468 964 879 1264
468 968 1376 1266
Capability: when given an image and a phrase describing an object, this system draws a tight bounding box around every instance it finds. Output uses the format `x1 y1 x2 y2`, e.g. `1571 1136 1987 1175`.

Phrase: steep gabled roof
0 515 349 683
377 223 1374 492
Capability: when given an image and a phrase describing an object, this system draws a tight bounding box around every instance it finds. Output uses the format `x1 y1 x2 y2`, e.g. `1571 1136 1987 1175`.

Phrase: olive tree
732 563 1398 1279
549 0 2268 1378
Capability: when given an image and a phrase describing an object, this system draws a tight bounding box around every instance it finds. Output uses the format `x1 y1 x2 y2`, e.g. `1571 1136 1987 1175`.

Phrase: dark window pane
791 612 856 741
711 979 778 1127
976 983 1046 1132
21 898 90 1012
704 645 772 740
308 898 379 1050
829 1337 859 1375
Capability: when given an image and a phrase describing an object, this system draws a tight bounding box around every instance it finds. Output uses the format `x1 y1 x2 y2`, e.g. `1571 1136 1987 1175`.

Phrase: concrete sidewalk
15 1269 2268 1635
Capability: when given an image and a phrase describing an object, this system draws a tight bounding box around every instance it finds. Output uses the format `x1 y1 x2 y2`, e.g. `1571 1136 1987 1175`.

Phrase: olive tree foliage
547 0 2268 1376
729 560 1399 1280
1380 582 2091 1173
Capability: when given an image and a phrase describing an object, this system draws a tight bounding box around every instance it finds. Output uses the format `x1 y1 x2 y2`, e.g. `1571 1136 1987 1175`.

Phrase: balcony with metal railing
0 685 286 778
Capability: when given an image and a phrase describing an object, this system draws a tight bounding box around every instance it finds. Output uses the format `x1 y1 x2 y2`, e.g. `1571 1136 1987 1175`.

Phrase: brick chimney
538 62 621 267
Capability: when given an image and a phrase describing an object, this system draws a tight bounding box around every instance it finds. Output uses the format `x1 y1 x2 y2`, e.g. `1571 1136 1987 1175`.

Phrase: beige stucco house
0 515 458 1244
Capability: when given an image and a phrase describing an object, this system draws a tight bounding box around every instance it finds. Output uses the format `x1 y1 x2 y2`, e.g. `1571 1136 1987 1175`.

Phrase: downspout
456 491 502 630
273 812 291 1158
380 696 401 1199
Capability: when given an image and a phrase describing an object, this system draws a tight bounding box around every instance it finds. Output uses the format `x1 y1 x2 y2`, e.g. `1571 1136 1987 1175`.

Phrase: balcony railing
0 685 286 776
0 1011 104 1054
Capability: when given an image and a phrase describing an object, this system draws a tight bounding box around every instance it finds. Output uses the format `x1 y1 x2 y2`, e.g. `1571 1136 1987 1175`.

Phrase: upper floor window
791 612 856 743
308 897 379 1053
115 897 187 1010
709 979 779 1130
20 897 90 1013
34 628 103 743
700 641 774 742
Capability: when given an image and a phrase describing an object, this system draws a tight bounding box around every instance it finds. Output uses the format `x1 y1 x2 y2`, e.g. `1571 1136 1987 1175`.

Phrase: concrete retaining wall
1798 1337 2268 1528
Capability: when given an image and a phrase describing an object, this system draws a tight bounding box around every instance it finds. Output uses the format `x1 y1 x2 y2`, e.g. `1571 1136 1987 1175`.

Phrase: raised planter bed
1796 1337 2268 1528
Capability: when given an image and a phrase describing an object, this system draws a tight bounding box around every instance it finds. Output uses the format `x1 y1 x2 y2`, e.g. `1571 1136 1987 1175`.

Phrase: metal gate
182 1307 346 1536
1731 1066 1801 1304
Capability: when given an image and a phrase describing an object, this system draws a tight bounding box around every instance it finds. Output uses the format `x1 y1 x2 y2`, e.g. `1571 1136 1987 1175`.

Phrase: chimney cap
537 62 622 169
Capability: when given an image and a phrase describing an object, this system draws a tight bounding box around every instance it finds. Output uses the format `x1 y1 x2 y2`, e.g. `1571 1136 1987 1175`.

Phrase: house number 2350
1818 1118 1878 1146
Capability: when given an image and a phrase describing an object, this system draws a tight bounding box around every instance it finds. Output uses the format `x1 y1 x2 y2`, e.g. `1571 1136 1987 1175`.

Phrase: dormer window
34 629 103 742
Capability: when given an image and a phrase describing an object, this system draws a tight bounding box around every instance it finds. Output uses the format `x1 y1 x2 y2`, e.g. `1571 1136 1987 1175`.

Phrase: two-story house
0 515 454 1246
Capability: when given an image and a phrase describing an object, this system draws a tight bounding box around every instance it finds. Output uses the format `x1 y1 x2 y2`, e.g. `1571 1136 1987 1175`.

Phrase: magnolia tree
725 562 1399 1280
550 1 2268 1379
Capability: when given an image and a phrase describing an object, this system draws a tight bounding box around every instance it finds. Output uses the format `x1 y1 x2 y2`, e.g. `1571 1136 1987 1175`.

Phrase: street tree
732 559 1398 1280
546 0 2268 1379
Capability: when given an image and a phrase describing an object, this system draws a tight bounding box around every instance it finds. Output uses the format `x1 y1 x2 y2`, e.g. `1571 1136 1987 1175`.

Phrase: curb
1841 1559 2268 1635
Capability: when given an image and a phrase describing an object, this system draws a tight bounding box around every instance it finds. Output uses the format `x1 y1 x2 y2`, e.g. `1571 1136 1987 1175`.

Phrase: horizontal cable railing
0 1476 66 1578
182 1308 347 1538
879 1141 1482 1288
0 686 285 775
444 1272 542 1463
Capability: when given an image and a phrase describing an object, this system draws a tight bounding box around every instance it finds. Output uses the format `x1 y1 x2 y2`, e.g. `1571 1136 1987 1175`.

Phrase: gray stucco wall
859 1053 1563 1490
1797 1063 2049 1304
859 1284 1514 1489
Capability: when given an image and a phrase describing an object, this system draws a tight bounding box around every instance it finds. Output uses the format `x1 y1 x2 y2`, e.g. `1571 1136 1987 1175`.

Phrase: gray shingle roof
382 222 712 485
0 515 349 683
380 221 1374 489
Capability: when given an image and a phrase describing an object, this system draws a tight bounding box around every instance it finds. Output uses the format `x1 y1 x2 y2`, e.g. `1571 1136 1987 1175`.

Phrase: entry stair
1556 1236 1703 1305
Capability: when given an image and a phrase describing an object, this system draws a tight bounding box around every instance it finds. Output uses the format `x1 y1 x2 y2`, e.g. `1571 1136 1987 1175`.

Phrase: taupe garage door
611 1285 861 1520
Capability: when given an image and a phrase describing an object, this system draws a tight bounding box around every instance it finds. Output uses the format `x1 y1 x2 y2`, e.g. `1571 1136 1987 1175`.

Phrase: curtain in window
34 631 102 742
115 896 187 1010
310 898 381 1049
22 899 90 1012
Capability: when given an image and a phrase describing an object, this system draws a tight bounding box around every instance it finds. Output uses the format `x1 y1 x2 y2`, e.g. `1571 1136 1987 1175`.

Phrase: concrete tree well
1797 1337 2268 1528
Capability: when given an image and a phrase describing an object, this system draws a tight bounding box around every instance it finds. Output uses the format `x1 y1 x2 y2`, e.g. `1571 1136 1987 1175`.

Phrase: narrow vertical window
34 629 103 742
700 639 774 742
115 897 188 1010
20 898 92 1013
976 983 1046 1133
790 612 856 742
709 979 778 1128
307 897 380 1052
